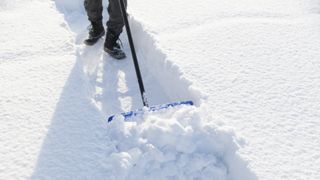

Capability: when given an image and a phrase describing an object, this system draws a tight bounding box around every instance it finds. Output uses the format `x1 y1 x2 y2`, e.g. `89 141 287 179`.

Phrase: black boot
104 30 126 60
84 21 105 46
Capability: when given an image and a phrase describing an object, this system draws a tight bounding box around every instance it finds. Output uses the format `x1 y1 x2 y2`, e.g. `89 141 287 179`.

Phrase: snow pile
105 105 254 180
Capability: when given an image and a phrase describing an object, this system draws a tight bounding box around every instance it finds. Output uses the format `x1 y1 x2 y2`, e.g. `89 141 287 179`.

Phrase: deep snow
0 0 255 180
1 0 319 179
129 0 320 179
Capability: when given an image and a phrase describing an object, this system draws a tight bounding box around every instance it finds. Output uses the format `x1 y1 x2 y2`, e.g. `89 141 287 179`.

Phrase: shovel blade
107 100 194 122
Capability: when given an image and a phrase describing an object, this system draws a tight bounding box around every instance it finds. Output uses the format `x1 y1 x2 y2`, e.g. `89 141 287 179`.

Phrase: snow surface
129 0 320 179
0 0 255 180
1 0 319 179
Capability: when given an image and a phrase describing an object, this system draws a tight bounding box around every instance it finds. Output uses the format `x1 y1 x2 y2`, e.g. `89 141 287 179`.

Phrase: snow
129 0 320 179
0 0 319 180
106 106 255 180
0 1 75 179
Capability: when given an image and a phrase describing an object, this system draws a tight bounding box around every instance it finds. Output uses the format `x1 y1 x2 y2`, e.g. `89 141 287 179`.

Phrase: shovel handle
118 0 149 107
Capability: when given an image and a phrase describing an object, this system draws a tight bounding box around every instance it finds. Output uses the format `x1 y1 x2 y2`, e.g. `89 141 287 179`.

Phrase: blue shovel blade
107 100 194 122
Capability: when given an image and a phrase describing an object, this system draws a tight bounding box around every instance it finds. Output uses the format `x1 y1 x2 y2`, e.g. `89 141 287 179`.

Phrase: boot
84 21 105 46
104 30 126 60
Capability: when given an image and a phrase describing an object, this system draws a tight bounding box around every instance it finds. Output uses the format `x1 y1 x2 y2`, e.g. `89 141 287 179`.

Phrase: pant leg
106 0 127 35
84 0 103 23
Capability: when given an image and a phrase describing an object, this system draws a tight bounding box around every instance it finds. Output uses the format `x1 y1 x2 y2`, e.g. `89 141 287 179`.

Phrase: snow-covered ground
129 0 320 179
0 0 319 179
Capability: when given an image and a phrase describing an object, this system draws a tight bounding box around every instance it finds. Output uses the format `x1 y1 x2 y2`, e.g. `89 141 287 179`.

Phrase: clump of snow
105 105 254 180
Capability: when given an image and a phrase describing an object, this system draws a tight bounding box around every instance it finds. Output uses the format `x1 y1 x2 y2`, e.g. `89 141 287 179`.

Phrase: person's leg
84 0 105 45
104 0 127 59
84 0 103 23
106 0 127 35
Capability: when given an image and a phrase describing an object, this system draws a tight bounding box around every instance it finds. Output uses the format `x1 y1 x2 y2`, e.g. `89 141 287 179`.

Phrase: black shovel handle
118 0 149 107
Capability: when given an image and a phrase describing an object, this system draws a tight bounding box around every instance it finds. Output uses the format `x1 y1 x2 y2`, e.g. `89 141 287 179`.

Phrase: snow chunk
105 105 253 180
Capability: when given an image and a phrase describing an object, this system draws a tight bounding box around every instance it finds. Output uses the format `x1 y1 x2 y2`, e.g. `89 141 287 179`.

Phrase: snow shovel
107 0 194 122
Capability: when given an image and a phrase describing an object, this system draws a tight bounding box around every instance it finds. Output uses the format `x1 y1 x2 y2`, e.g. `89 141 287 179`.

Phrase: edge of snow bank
129 16 206 106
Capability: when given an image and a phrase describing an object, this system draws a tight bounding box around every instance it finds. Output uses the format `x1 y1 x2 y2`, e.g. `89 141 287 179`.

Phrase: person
84 0 127 60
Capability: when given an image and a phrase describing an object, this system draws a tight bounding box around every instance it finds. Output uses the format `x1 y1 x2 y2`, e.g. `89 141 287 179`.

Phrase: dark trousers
84 0 127 35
